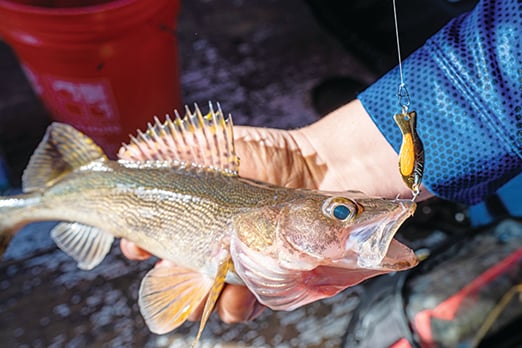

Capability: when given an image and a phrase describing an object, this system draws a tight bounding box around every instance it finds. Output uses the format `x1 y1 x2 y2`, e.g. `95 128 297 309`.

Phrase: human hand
121 99 433 323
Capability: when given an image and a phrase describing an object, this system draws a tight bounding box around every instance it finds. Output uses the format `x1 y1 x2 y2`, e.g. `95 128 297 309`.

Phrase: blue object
359 0 521 205
333 204 351 220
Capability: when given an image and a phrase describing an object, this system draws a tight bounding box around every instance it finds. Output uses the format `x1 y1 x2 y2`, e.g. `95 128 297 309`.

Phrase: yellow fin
138 261 214 335
192 255 233 347
22 123 107 192
118 102 239 175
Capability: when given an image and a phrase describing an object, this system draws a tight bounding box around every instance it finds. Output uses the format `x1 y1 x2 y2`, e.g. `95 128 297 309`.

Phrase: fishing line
392 0 410 113
392 0 424 201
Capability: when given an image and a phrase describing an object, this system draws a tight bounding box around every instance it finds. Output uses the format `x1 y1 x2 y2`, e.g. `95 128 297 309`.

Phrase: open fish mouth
379 238 419 270
343 199 418 271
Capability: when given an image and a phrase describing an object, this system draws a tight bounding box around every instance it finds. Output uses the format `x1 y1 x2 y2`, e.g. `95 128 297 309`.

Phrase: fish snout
340 198 418 271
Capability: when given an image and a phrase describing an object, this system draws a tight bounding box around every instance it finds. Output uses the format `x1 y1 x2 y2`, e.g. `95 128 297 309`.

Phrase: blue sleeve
358 0 521 205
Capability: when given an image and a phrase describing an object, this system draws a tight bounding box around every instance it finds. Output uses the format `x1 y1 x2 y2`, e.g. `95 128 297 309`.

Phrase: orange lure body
394 111 424 198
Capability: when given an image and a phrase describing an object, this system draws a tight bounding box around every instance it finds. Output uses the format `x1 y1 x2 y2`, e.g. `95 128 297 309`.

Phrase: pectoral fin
138 261 214 336
230 237 310 311
51 222 114 270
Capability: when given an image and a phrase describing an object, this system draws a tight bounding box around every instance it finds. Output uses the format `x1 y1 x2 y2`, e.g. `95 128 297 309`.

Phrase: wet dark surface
0 0 377 347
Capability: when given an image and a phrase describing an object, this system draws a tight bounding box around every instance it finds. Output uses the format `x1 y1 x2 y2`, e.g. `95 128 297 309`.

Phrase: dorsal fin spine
123 141 141 160
179 108 198 163
149 118 168 159
221 104 238 171
129 134 149 160
165 113 182 158
206 103 222 169
138 129 156 156
195 103 215 168
161 115 178 154
188 106 204 165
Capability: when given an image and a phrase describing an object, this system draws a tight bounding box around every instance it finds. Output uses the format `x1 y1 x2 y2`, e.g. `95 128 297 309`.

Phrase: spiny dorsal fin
118 102 239 175
22 123 107 192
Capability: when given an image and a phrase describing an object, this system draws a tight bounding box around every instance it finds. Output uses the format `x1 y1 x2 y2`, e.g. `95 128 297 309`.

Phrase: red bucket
0 0 182 157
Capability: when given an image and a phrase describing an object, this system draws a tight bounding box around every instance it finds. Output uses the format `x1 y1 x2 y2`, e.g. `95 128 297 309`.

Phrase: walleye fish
0 103 418 346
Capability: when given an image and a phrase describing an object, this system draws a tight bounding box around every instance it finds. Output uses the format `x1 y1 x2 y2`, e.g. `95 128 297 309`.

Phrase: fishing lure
394 110 424 199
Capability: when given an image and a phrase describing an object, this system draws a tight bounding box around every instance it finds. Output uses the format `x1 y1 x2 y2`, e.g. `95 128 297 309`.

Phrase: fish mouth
340 199 418 271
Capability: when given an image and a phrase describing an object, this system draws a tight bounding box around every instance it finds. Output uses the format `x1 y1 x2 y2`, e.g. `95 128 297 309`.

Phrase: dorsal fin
118 102 240 175
22 123 107 192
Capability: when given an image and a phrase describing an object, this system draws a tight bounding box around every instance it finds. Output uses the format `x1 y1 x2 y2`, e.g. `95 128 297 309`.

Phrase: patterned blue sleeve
358 0 521 205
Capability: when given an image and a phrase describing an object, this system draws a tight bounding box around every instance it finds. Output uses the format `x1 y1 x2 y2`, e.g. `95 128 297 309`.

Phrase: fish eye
322 197 358 222
333 204 351 220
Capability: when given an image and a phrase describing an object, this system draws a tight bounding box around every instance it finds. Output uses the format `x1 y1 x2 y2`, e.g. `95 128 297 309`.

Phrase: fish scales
2 162 293 269
0 103 419 347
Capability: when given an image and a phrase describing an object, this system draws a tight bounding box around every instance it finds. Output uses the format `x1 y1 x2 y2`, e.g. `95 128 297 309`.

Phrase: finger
217 284 266 323
120 239 152 260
